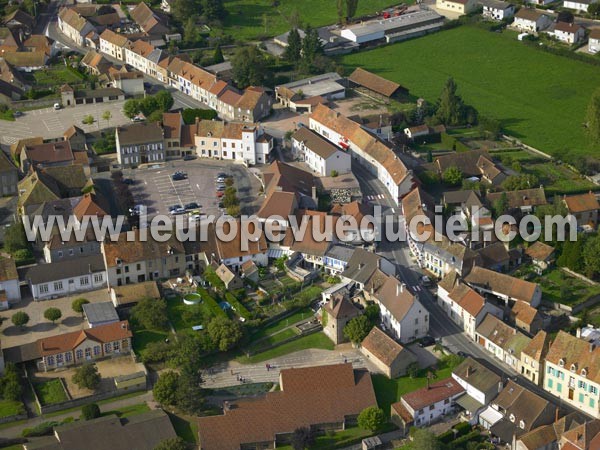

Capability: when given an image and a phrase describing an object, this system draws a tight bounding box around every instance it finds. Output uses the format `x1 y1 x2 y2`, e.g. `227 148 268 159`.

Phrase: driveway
0 288 112 348
1 101 130 145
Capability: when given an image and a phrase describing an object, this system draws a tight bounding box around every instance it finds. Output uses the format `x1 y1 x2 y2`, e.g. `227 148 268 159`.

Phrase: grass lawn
198 287 227 318
372 366 453 418
0 109 14 121
132 328 170 354
533 267 600 306
33 379 68 406
102 402 150 418
340 25 600 157
168 411 199 443
236 332 334 364
31 65 84 87
248 328 299 353
0 399 25 418
251 307 313 340
219 0 402 40
276 425 395 449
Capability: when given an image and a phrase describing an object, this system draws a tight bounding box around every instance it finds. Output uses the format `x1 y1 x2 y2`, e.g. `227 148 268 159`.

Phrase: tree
172 0 202 23
492 192 509 218
501 174 539 191
44 307 62 324
226 204 241 217
131 298 169 331
411 429 442 450
442 165 462 186
343 315 373 344
72 298 90 317
435 77 465 126
231 46 268 88
586 87 600 145
357 406 386 432
364 304 380 323
3 222 29 253
82 115 94 125
478 115 501 139
123 99 140 119
213 43 224 64
154 90 174 113
72 364 101 390
337 0 345 23
202 0 226 20
207 316 243 351
346 0 359 19
301 26 323 72
174 371 204 414
102 111 112 126
184 16 200 44
11 312 29 329
583 235 600 279
589 2 600 16
153 370 180 407
0 363 22 401
291 427 315 450
284 28 302 63
81 403 101 420
154 437 187 450
557 10 574 23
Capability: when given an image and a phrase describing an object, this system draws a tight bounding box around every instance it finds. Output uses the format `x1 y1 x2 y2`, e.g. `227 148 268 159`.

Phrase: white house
115 122 165 168
589 28 600 53
21 255 107 301
436 0 478 14
475 314 531 372
99 29 129 62
564 0 597 12
464 266 542 308
292 126 351 177
395 378 465 428
194 120 273 166
549 21 586 44
512 8 552 32
58 8 96 47
0 257 20 309
310 104 414 205
366 274 429 344
480 0 516 20
437 274 503 341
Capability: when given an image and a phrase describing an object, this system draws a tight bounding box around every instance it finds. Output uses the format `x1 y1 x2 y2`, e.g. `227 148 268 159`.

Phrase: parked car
216 191 224 198
168 204 183 212
123 178 135 185
172 171 187 181
419 336 435 347
216 184 226 191
53 103 61 110
130 204 146 215
185 202 200 210
183 154 196 161
170 207 186 215
218 201 224 208
13 111 22 117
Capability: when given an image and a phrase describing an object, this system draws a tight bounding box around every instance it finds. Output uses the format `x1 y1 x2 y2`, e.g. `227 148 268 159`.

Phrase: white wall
31 271 106 300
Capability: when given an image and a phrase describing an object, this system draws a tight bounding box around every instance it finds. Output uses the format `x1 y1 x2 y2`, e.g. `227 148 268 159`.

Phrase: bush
357 406 386 432
72 364 101 390
22 421 59 437
81 403 101 420
182 108 218 124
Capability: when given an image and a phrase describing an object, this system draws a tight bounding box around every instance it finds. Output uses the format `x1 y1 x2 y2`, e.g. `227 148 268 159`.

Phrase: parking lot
124 159 263 220
0 100 130 145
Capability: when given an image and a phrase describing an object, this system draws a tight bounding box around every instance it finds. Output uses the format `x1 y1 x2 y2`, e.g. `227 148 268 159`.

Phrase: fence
11 97 59 110
0 412 27 425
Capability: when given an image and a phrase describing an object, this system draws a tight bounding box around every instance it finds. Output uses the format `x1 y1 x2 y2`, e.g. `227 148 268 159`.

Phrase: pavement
123 159 262 219
0 101 130 145
201 347 380 389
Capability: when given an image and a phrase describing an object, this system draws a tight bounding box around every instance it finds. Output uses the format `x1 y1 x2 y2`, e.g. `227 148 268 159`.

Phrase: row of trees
284 27 324 73
11 299 89 330
171 0 226 25
122 91 174 122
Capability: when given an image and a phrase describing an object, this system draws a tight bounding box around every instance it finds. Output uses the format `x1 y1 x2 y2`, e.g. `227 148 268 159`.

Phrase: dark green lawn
236 332 334 364
0 399 25 418
341 25 600 157
33 379 68 406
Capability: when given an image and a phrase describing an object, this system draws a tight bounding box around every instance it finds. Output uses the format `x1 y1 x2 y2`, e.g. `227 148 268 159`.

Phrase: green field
33 379 68 406
0 399 25 418
236 332 334 364
341 25 600 157
219 0 401 40
102 402 150 418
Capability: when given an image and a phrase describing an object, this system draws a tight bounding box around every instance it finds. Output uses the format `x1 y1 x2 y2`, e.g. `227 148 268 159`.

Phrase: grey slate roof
83 301 119 324
342 248 386 285
325 244 355 263
19 254 105 284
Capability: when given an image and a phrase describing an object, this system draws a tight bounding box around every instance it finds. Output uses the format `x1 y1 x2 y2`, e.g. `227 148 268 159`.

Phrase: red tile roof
38 321 132 356
401 377 464 411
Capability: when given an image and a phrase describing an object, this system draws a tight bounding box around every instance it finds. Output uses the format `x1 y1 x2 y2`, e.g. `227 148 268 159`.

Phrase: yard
218 0 403 40
30 64 85 88
101 402 150 418
33 379 68 406
530 266 600 306
276 425 393 449
340 25 600 157
372 363 454 418
250 307 314 340
0 399 25 418
236 331 334 364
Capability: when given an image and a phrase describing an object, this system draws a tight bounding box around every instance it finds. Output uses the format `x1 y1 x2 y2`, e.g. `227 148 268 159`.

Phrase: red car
216 191 224 198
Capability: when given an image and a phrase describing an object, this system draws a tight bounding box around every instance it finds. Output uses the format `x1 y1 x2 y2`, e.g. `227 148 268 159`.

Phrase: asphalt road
351 161 584 417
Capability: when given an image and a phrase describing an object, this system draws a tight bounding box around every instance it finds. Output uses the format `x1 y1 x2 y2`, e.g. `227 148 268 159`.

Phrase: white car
53 103 61 110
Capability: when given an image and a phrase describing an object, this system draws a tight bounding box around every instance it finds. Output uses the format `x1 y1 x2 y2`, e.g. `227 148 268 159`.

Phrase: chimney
498 381 503 394
195 116 200 125
555 407 559 423
312 185 317 203
396 282 402 296
466 366 471 378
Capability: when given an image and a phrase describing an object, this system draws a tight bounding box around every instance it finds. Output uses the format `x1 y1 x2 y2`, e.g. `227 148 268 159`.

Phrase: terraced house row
98 29 272 123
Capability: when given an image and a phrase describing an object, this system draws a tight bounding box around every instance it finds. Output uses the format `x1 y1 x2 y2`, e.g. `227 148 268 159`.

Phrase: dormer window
582 369 587 378
571 363 577 372
509 414 515 423
519 420 525 430
559 359 565 367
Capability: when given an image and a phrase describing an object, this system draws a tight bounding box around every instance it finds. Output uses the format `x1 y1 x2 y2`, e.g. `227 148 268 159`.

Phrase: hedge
224 292 251 320
441 132 470 152
197 287 227 318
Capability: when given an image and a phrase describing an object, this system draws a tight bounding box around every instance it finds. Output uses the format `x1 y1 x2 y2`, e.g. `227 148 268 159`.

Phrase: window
580 393 585 403
65 352 72 362
557 383 562 393
136 264 141 271
444 399 449 405
591 385 598 395
58 251 63 258
519 420 525 430
85 347 91 358
47 356 55 365
54 281 63 291
80 277 89 286
415 318 419 325
94 274 103 283
40 284 49 294
113 341 120 351
591 398 596 408
76 349 83 359
56 353 63 364
548 379 553 389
